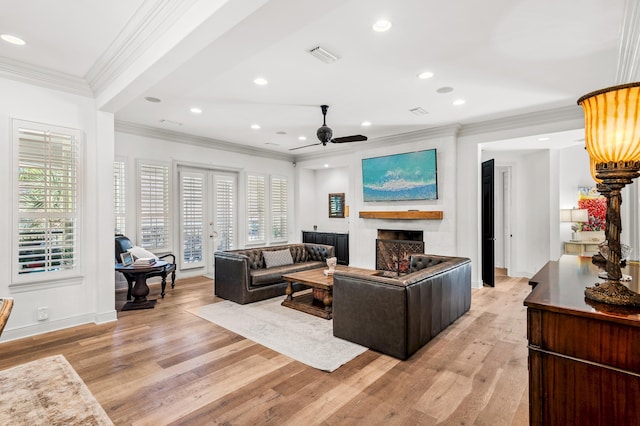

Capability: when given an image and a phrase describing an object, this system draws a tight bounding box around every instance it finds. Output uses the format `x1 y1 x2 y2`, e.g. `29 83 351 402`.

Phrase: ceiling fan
289 105 368 151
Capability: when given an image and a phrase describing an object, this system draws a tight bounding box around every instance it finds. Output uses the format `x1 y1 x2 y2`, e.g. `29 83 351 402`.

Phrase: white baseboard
0 313 106 343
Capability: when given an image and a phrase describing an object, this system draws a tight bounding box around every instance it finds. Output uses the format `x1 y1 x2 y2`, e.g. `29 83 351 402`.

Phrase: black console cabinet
302 231 349 265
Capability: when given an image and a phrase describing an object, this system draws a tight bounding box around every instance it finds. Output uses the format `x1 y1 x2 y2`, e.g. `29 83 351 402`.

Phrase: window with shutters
138 162 170 252
180 172 204 267
215 175 235 251
13 120 81 280
113 160 126 235
246 174 265 244
271 176 288 241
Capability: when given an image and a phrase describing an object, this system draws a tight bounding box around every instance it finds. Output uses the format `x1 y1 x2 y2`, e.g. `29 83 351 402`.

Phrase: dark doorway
482 159 495 287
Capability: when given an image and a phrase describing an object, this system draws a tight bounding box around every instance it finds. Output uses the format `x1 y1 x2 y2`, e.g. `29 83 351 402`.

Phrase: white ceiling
0 0 628 155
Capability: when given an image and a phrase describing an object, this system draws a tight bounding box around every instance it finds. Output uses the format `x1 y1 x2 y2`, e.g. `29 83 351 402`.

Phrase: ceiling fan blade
331 135 368 143
289 142 323 151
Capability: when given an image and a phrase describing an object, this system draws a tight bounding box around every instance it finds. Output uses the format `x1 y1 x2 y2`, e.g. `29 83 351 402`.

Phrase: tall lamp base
585 280 640 307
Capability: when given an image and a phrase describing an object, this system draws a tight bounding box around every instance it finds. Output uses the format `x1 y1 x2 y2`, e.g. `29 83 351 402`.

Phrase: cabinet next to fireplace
302 231 349 265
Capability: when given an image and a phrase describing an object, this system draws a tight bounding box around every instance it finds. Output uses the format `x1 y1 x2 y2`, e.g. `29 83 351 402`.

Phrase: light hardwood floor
0 273 530 425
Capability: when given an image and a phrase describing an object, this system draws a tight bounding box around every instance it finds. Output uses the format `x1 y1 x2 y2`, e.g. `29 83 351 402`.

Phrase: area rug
0 354 113 425
188 296 368 372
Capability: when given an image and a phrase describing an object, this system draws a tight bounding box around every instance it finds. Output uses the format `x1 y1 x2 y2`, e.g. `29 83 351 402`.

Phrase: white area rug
188 296 368 372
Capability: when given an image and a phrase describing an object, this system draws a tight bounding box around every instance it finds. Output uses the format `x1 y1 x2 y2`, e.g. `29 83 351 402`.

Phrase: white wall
299 166 351 234
296 130 457 271
558 145 593 243
0 77 117 342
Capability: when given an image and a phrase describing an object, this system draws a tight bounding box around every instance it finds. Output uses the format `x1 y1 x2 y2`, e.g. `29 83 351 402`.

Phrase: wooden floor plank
0 272 531 425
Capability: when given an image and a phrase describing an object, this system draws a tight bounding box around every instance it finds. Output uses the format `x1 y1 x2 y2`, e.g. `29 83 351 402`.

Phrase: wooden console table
525 256 640 425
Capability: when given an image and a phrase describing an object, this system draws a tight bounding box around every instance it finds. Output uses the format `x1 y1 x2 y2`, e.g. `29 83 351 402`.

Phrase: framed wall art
362 149 438 202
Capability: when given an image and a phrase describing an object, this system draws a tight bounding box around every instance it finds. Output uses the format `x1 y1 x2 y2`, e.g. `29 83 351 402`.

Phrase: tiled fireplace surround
376 229 425 274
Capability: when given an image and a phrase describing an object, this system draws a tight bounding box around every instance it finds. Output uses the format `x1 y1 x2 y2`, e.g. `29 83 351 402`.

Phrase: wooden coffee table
281 266 377 319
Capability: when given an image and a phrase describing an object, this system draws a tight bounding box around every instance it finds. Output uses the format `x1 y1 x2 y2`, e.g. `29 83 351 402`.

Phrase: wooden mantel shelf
358 211 443 220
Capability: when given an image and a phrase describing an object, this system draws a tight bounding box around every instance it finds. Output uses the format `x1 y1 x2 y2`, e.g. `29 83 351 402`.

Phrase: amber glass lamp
578 82 640 306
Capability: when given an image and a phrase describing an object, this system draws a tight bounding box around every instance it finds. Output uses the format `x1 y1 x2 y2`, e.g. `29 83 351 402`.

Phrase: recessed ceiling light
144 96 162 103
253 77 268 86
361 121 372 127
251 124 261 130
452 99 466 106
324 164 329 168
418 71 434 79
1 34 26 45
372 19 392 32
298 136 307 141
538 137 550 141
436 87 454 94
190 107 202 114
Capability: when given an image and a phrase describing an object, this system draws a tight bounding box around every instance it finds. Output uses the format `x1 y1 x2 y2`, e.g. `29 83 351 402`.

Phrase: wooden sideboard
525 256 640 425
301 231 349 265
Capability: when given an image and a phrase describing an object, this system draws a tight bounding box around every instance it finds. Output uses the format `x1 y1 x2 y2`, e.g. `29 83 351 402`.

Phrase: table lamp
578 82 640 306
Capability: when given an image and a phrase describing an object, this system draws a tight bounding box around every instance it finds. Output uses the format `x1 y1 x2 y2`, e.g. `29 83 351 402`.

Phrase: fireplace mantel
359 211 443 220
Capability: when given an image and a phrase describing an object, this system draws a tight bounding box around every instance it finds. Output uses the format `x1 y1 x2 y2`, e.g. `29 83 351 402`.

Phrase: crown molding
458 105 583 138
86 0 199 95
0 56 93 97
115 120 295 162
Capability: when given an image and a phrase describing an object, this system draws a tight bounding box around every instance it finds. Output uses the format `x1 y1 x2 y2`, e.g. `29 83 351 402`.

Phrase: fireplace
376 229 424 273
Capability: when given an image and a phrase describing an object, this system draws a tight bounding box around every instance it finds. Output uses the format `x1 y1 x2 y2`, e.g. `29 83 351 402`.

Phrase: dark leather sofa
214 243 335 304
332 254 471 360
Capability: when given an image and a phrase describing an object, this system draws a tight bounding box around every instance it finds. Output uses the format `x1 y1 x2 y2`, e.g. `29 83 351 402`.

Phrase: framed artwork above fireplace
362 149 438 202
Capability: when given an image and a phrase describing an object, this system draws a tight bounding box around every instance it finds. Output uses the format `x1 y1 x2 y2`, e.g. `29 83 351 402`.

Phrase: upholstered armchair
114 235 176 299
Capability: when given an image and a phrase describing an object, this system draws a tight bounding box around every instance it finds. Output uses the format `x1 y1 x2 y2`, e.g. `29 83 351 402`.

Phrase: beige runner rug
0 354 113 425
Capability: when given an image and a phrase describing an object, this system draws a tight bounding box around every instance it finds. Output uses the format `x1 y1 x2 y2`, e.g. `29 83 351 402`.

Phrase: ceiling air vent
308 46 339 64
159 119 183 126
409 107 428 116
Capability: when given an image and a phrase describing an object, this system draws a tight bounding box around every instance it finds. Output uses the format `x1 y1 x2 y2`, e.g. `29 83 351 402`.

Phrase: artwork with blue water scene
362 149 438 202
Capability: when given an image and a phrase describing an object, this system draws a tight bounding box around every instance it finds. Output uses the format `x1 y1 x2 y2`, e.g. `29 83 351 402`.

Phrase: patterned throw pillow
262 249 294 268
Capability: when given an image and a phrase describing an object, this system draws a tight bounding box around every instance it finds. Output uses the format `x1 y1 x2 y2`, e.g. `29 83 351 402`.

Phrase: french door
179 167 237 276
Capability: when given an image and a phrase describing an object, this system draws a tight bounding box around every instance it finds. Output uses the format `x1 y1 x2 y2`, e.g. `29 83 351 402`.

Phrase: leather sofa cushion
250 261 325 286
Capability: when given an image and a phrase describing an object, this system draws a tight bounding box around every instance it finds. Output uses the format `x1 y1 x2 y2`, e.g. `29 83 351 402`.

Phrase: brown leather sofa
214 243 335 304
332 254 471 360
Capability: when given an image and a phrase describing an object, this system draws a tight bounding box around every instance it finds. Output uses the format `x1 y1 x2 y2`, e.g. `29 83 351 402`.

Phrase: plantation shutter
113 160 126 235
271 176 288 241
180 171 204 267
16 123 79 276
215 175 234 251
139 163 170 251
247 174 265 243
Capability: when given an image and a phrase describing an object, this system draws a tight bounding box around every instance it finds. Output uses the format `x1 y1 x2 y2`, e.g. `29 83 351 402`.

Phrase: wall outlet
37 306 48 321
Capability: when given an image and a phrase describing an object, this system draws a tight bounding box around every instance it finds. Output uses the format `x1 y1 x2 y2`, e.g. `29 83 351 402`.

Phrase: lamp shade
571 208 589 223
578 82 640 163
560 209 572 222
589 155 603 184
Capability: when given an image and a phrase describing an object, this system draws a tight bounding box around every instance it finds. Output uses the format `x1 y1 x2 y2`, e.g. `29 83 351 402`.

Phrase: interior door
481 159 495 287
179 167 237 276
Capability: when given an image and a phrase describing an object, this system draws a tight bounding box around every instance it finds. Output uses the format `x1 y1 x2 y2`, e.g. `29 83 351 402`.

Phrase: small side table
115 261 168 311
